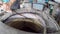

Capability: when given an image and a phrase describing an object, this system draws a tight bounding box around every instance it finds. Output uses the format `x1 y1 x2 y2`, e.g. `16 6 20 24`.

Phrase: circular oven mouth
5 18 44 33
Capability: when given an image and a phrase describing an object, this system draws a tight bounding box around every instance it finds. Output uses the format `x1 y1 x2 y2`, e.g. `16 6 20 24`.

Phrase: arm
8 0 16 7
2 0 16 11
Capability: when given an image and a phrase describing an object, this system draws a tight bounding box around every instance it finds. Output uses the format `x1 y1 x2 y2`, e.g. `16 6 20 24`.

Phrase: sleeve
2 0 10 3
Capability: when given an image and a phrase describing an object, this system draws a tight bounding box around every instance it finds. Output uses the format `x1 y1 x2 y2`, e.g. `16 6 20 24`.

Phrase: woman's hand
2 0 16 12
3 4 9 10
3 4 12 12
